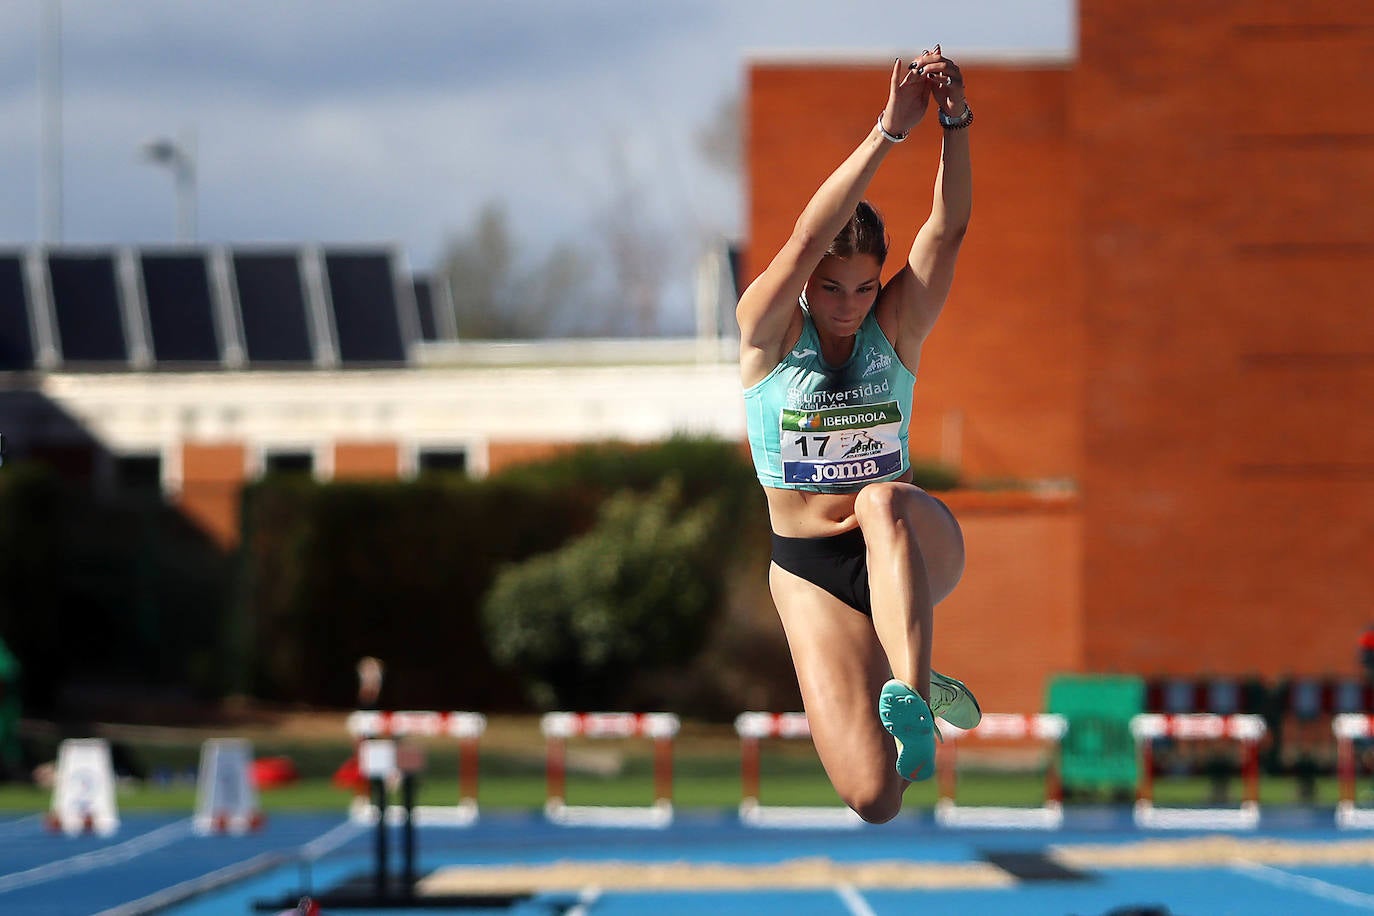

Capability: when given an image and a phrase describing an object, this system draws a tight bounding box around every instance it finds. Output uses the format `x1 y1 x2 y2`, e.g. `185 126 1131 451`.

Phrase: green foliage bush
481 483 727 709
236 436 767 711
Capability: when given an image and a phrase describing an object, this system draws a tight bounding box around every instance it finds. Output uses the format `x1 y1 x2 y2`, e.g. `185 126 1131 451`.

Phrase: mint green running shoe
878 679 937 782
929 670 982 730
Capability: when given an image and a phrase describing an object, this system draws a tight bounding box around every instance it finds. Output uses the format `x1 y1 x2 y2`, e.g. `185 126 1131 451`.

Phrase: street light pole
38 0 63 244
142 129 197 243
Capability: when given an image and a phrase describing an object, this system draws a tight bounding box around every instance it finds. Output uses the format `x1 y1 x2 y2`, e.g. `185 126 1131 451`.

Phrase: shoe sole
879 680 936 782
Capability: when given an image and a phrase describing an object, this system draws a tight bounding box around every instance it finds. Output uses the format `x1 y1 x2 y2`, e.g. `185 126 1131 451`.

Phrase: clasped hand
881 44 966 136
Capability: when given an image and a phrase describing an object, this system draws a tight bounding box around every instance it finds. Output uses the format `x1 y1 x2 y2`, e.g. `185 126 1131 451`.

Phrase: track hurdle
542 712 678 828
346 710 485 826
735 712 863 828
935 713 1067 830
1131 713 1265 830
1335 713 1374 829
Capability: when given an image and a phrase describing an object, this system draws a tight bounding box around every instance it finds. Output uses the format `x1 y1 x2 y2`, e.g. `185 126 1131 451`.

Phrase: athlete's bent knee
854 482 912 530
842 783 903 825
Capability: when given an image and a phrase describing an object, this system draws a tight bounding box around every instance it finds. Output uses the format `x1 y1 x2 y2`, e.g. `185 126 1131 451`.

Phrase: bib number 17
792 435 830 458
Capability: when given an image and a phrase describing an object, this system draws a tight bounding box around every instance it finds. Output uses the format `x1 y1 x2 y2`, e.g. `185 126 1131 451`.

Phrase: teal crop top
744 308 917 493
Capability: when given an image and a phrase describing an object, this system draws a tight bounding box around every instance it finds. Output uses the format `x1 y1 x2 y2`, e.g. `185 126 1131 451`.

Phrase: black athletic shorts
770 527 872 617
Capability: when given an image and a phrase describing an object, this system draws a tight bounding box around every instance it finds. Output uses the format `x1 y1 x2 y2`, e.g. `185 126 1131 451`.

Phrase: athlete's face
804 255 882 336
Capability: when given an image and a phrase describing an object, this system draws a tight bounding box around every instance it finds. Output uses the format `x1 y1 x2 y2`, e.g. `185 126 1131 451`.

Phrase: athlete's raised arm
737 55 933 385
877 45 973 360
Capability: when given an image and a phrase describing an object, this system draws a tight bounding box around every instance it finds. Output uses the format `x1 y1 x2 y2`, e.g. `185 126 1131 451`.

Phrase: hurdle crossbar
346 710 486 826
935 713 1067 830
1131 713 1265 830
735 712 863 829
542 712 678 828
1335 713 1374 829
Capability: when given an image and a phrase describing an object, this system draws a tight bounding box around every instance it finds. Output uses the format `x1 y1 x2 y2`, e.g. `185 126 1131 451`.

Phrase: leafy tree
440 202 595 338
481 482 724 709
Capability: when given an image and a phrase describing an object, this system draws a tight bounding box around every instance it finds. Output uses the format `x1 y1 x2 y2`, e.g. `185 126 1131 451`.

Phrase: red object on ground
251 756 299 788
332 753 366 791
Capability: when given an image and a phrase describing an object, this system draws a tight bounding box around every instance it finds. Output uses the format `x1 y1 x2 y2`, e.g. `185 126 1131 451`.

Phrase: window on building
263 451 314 476
416 448 467 476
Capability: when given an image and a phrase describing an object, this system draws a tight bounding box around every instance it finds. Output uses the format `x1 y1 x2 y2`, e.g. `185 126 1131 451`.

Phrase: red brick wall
1076 0 1374 678
486 441 579 474
333 441 399 480
178 443 246 547
938 492 1084 712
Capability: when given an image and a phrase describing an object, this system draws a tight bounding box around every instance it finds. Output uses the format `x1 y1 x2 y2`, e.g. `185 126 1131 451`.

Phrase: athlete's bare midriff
763 469 915 538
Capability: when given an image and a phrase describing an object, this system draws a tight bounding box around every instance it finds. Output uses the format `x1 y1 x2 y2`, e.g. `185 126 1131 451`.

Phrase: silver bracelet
937 103 974 130
876 114 908 143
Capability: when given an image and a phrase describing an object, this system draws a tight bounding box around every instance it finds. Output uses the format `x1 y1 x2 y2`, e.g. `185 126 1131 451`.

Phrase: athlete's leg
770 565 906 823
854 483 966 700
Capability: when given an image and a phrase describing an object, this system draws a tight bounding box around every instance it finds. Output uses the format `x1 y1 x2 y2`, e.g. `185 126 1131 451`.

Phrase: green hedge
236 437 765 711
2 436 959 718
0 464 232 714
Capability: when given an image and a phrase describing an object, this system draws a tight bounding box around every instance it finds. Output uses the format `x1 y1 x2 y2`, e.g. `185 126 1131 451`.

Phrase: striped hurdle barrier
1335 713 1374 829
735 712 864 828
542 712 678 828
936 713 1068 830
346 710 486 826
1131 713 1266 830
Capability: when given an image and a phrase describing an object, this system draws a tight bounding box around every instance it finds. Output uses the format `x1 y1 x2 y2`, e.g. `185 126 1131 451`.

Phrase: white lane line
92 852 283 916
1232 859 1374 910
95 817 362 916
837 882 877 916
0 819 193 894
565 883 602 916
300 818 368 861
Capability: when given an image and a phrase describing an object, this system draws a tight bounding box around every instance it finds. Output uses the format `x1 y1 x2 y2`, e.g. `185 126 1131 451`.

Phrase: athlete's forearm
791 123 895 256
924 127 971 241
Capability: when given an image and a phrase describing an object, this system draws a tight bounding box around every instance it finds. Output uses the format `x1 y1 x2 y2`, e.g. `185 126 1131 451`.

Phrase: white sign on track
50 738 119 836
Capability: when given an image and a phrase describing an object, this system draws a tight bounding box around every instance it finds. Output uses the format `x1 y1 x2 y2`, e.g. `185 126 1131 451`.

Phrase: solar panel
0 253 34 370
141 252 221 365
232 252 314 365
412 277 438 341
324 251 406 364
47 252 128 364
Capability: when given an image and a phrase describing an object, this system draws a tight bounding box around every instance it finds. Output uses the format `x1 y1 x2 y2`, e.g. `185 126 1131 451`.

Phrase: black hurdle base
253 771 531 911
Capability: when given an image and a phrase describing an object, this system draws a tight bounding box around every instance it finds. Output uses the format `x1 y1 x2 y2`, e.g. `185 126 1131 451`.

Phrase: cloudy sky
0 0 1072 331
